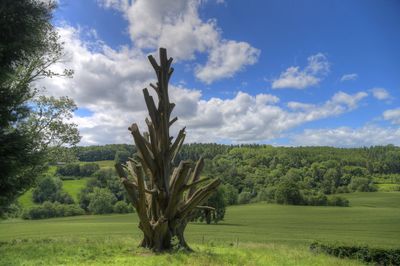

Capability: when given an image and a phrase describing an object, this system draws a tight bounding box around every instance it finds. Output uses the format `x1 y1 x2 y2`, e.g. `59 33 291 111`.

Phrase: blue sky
43 0 400 146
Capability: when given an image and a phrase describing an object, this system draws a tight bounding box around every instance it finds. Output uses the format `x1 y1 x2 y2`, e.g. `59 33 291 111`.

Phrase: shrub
257 187 276 202
79 163 100 176
59 176 79 181
2 202 22 219
335 186 349 194
238 192 252 204
113 201 132 213
78 187 92 211
310 242 400 265
32 176 62 203
275 181 303 205
57 191 74 204
303 192 328 206
32 176 74 204
223 183 239 205
88 187 117 214
56 163 80 176
349 177 377 192
328 196 349 207
22 202 84 220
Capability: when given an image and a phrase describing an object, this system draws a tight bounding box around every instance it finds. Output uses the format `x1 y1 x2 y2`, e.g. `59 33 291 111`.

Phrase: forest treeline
67 144 400 207
18 143 400 221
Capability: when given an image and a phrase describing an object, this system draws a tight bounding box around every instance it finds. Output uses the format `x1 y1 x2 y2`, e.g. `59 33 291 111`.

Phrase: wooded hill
61 144 400 207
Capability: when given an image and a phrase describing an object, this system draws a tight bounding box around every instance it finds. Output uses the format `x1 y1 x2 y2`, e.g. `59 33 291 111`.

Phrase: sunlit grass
0 237 363 266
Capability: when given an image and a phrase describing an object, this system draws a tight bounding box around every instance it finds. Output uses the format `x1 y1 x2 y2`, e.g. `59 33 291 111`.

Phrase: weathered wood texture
115 48 220 252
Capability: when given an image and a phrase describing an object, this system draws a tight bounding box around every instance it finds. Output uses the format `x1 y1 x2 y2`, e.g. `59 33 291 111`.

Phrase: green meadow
2 192 399 265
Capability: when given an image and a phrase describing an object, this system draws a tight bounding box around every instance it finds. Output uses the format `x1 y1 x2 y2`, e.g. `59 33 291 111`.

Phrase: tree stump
115 48 220 252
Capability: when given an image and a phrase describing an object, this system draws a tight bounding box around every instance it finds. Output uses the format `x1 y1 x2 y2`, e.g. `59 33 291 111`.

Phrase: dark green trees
0 1 79 216
115 48 220 252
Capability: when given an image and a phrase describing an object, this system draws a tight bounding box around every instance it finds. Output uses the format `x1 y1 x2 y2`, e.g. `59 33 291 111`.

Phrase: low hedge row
22 202 84 220
310 242 400 265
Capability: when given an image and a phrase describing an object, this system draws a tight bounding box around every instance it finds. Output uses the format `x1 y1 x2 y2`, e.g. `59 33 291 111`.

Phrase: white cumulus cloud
291 125 400 147
272 53 330 89
383 108 400 125
36 25 369 145
195 41 260 84
340 73 358 82
98 0 259 83
370 87 391 101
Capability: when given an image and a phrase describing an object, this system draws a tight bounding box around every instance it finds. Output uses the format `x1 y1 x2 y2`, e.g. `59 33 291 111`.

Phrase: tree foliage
0 0 79 216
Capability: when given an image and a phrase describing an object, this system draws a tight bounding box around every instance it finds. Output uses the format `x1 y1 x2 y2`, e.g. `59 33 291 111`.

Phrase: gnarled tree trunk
115 48 220 252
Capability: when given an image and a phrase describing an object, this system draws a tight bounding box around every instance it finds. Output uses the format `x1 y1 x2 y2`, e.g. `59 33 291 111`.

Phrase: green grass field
377 183 400 192
6 192 400 247
2 192 399 265
18 178 90 208
93 160 115 169
0 237 363 266
63 178 90 201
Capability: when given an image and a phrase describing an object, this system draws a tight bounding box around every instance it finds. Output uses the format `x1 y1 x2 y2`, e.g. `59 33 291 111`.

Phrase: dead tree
115 48 220 252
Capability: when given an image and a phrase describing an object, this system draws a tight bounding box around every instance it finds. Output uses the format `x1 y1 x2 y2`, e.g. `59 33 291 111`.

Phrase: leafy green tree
113 201 133 214
79 163 100 177
349 177 376 192
114 150 130 164
222 183 239 205
195 186 226 224
238 191 252 204
32 176 73 204
275 180 302 205
32 176 62 203
88 187 117 214
56 163 80 176
0 0 78 216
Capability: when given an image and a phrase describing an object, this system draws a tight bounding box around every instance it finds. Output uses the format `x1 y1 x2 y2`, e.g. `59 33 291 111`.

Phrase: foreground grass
0 237 362 266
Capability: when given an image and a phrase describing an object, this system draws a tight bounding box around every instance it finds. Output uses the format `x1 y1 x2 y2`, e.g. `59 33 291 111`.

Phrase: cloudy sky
42 0 400 146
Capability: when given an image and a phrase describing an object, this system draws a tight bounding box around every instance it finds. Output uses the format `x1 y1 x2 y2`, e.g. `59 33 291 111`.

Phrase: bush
238 192 252 204
113 201 133 213
32 176 62 203
59 175 79 181
22 202 84 220
310 242 400 265
32 176 74 204
78 187 92 211
79 163 100 176
275 181 303 205
335 186 349 194
222 183 239 205
56 163 80 176
57 191 74 204
88 187 117 214
257 187 276 202
303 192 328 206
349 177 377 192
328 196 349 207
56 163 100 177
2 202 22 219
